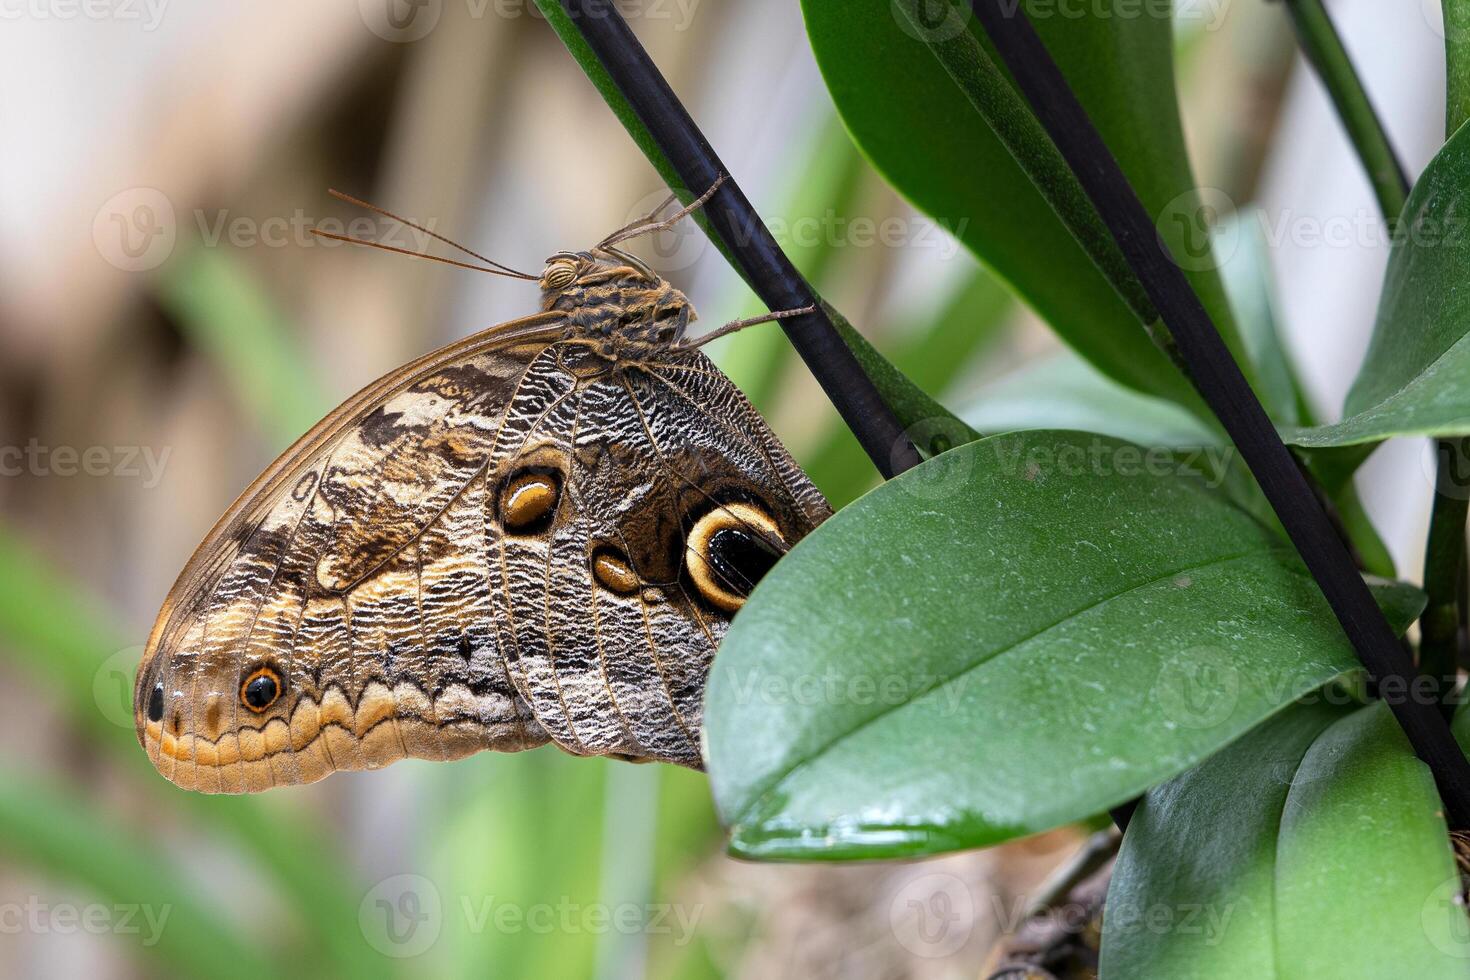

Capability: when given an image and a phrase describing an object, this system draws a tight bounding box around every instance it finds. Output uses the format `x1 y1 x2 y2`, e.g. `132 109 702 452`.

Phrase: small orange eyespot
591 547 640 595
500 470 561 533
241 666 283 713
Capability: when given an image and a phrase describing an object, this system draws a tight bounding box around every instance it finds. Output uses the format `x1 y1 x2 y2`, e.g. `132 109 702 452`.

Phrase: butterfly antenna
322 189 538 280
308 229 535 279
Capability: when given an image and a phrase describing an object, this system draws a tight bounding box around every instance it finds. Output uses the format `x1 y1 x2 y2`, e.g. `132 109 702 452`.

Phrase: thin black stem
969 0 1470 828
557 0 920 478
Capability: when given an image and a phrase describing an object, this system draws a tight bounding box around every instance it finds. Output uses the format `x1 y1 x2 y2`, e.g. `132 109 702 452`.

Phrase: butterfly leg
681 304 818 349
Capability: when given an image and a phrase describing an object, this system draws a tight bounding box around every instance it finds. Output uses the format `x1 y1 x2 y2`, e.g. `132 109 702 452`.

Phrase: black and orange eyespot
240 666 283 713
147 682 164 723
686 502 785 613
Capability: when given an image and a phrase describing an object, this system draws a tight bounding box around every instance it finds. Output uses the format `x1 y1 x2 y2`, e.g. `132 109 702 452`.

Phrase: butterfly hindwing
135 249 834 794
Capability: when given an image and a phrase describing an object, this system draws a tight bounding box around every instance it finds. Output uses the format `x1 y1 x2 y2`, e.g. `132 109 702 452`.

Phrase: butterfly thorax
539 250 694 356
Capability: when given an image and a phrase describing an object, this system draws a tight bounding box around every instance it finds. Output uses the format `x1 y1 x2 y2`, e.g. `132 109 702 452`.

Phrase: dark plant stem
968 0 1470 828
556 0 920 478
1279 0 1410 228
1424 440 1470 707
1281 0 1470 708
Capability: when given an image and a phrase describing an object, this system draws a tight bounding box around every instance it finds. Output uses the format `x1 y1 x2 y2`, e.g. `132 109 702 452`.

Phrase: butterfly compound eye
240 666 283 713
542 260 578 290
686 502 785 613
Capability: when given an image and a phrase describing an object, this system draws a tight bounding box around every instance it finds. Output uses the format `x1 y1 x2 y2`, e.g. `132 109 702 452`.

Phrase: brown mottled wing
481 342 830 764
136 317 829 794
135 314 565 793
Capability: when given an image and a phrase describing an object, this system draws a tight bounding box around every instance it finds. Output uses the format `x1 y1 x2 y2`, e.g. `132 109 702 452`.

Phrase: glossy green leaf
705 431 1424 859
961 353 1397 577
1102 701 1470 978
1288 123 1470 447
1443 0 1470 136
800 0 1250 414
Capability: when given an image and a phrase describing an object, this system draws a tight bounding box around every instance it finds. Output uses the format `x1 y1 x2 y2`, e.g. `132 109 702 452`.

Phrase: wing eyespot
685 502 785 613
591 546 640 595
241 666 283 714
500 468 562 534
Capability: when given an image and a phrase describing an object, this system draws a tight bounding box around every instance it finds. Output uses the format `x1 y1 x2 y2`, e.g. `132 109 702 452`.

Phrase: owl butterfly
133 183 832 793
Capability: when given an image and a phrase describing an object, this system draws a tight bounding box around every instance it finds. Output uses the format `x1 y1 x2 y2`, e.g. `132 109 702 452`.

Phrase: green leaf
1102 701 1470 978
1287 123 1470 447
1443 0 1470 136
960 354 1398 577
801 0 1250 414
704 431 1424 860
962 352 1221 449
1217 210 1307 426
530 0 967 440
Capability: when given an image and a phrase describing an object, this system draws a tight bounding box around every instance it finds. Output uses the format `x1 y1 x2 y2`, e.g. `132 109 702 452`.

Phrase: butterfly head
539 250 696 350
